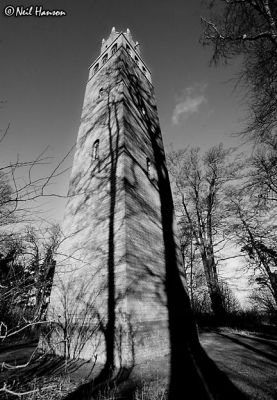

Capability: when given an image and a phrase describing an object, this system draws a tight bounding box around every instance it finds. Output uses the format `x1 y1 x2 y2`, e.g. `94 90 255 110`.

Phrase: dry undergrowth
0 376 77 400
0 377 168 400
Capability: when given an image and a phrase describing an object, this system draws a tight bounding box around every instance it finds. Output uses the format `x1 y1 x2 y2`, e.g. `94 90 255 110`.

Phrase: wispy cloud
172 84 207 125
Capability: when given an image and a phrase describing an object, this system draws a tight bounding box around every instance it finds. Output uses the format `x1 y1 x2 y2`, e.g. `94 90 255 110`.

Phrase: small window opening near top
99 88 104 98
142 66 146 73
93 63 99 74
126 45 131 55
93 139 99 160
102 54 108 65
111 43 117 55
134 56 139 65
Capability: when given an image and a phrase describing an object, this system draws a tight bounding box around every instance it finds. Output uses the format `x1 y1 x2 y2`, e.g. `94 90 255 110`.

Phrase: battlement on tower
101 27 140 54
89 27 151 83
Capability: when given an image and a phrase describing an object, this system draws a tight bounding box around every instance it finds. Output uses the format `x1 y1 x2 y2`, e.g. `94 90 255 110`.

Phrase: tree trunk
200 244 226 322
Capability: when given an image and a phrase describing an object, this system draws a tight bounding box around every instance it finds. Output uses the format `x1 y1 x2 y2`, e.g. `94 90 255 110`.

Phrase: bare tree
201 0 277 143
168 144 241 320
0 225 60 340
0 171 15 228
0 129 73 396
43 279 103 361
23 225 60 323
247 134 277 206
226 187 277 308
250 285 276 317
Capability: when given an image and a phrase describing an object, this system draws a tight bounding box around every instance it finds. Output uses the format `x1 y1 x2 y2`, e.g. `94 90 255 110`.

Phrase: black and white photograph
0 1 277 398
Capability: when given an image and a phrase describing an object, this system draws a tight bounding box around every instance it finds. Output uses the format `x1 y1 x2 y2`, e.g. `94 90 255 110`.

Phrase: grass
95 379 168 400
0 375 78 400
133 380 168 400
0 369 168 400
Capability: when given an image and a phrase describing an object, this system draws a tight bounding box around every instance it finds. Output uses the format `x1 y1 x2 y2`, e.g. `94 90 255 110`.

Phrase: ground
0 329 276 399
200 329 277 400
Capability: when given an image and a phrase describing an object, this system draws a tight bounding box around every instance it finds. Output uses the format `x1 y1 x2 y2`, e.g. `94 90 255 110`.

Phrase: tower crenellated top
89 27 151 83
100 27 140 55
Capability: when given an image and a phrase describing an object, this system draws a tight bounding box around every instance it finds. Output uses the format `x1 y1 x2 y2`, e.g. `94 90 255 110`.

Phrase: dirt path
200 330 277 400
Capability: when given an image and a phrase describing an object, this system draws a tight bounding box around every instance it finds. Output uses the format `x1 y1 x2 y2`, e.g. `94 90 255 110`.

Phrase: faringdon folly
42 28 197 374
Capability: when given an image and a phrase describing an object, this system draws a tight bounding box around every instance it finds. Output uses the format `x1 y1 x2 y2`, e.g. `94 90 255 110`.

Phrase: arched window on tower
134 56 139 66
111 43 117 55
126 45 131 55
142 66 146 74
146 158 153 179
93 63 99 74
93 139 99 160
99 88 104 98
102 54 108 65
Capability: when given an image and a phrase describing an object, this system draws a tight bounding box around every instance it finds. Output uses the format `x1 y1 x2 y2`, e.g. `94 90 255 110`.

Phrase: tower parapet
90 27 151 82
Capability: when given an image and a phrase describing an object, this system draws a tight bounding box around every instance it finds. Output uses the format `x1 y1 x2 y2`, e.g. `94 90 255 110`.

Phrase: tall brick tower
44 28 185 368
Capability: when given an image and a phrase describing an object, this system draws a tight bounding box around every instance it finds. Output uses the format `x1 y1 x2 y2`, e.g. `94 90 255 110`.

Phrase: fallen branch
0 382 55 397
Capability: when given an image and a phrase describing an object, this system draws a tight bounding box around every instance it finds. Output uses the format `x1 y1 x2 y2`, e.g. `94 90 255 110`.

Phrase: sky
0 0 250 302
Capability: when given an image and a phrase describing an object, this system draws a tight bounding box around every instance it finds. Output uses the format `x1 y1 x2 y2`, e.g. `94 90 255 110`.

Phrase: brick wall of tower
121 63 167 319
121 52 171 359
44 36 183 365
44 51 129 362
